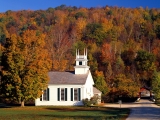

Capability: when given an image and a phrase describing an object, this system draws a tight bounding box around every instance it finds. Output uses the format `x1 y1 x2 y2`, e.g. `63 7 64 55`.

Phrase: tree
155 24 160 39
152 72 160 102
101 43 113 64
72 40 86 54
111 74 140 98
113 53 125 75
75 12 86 19
135 50 156 87
152 40 160 71
1 30 51 107
100 43 114 81
75 18 87 40
84 23 106 46
121 49 135 66
87 43 99 72
93 70 109 95
135 50 155 73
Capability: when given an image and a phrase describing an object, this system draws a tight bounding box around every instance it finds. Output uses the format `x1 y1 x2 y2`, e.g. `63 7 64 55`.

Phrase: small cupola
74 49 90 74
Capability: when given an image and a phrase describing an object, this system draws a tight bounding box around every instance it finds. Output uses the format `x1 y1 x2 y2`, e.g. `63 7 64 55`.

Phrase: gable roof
93 87 101 94
48 71 89 85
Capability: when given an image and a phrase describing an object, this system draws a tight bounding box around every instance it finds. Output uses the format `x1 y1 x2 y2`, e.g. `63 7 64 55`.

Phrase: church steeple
74 49 90 74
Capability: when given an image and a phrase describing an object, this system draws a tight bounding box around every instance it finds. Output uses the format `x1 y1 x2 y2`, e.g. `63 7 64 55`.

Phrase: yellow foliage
75 18 87 39
101 18 113 32
113 74 140 97
55 10 67 25
79 8 88 13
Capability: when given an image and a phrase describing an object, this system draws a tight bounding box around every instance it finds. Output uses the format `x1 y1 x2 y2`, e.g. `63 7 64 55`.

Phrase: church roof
93 87 101 94
48 71 89 85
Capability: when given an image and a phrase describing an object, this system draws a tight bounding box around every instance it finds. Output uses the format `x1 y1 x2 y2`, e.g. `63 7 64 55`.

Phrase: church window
71 88 81 101
40 88 49 101
79 61 82 65
74 88 78 101
57 88 67 101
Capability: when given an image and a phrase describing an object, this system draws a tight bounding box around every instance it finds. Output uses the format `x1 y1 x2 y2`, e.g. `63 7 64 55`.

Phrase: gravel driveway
105 99 160 120
126 99 160 120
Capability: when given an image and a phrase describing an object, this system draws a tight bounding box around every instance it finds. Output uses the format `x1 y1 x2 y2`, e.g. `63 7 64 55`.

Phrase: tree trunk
21 100 25 107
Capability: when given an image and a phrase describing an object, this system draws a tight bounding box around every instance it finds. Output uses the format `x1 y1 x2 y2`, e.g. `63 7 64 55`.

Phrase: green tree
152 72 160 102
93 70 109 95
113 53 125 75
135 50 156 88
84 23 106 46
87 43 99 72
1 30 51 107
75 12 86 19
135 50 155 71
135 50 155 76
72 40 86 55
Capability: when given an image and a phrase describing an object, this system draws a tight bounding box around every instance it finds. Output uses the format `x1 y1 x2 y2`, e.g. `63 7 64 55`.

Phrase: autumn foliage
0 5 160 103
1 30 51 106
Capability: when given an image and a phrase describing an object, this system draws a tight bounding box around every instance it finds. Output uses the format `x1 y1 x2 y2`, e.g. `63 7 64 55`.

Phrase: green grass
0 106 130 120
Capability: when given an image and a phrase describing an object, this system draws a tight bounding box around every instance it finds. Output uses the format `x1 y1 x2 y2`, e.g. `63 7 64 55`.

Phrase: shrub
82 98 91 107
90 96 99 105
82 96 99 107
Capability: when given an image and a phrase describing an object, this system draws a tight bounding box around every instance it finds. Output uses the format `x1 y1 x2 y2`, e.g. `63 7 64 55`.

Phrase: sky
0 0 160 13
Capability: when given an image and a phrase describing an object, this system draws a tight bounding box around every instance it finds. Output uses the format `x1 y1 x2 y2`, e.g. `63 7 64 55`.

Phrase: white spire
74 48 89 74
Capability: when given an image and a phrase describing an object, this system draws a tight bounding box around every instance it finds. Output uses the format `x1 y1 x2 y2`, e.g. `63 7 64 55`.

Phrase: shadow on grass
40 115 118 120
0 103 35 108
0 103 11 108
45 106 129 111
44 107 129 119
45 106 107 111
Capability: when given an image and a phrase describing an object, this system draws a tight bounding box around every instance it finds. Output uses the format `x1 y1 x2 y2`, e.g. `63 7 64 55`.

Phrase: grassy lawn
0 106 130 120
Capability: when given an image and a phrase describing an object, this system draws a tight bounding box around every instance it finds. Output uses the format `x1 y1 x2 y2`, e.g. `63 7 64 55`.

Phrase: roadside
104 99 160 120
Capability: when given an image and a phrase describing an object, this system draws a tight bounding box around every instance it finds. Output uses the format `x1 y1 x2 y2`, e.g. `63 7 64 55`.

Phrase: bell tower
74 49 90 74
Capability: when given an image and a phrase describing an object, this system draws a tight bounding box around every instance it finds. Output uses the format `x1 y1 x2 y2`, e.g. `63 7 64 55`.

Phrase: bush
90 96 99 105
82 96 99 107
82 98 92 107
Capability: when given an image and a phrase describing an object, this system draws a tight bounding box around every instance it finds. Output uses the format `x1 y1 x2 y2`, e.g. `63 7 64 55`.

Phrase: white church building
35 49 101 106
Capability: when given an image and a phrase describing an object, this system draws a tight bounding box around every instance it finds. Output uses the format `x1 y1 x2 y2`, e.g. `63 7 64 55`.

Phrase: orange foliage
95 70 103 77
53 60 68 71
101 43 113 64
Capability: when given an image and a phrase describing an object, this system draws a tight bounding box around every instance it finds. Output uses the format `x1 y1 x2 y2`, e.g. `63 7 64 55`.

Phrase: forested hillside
0 5 160 102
